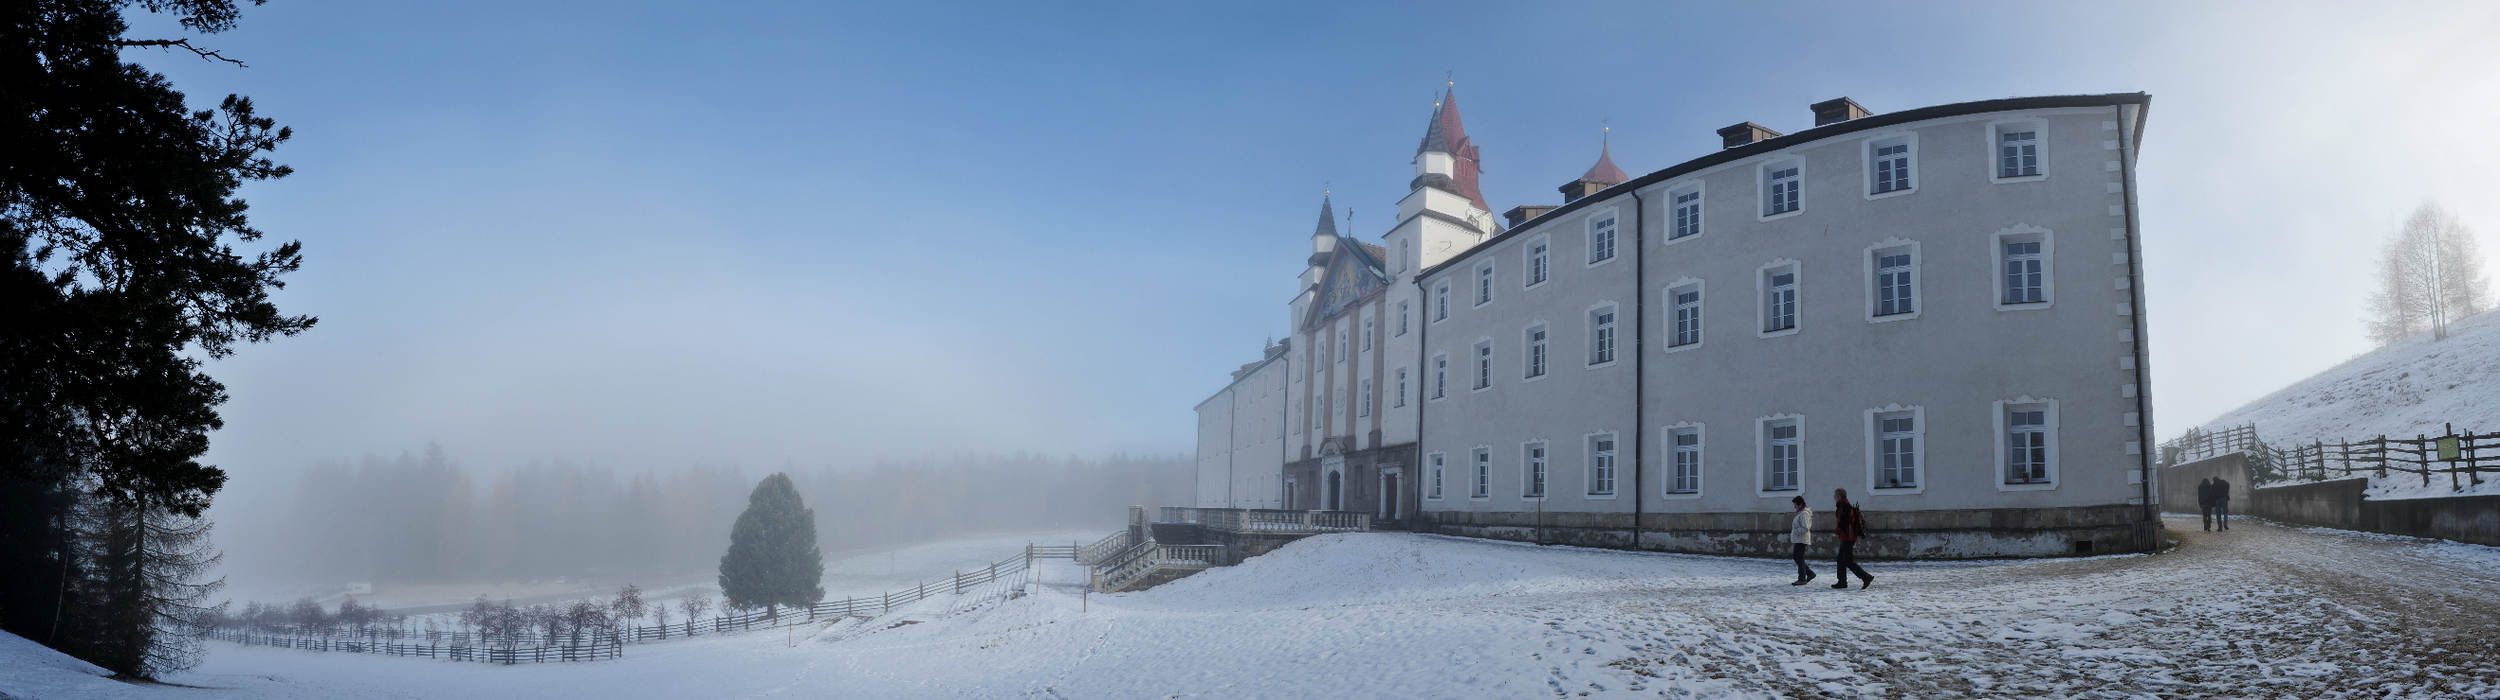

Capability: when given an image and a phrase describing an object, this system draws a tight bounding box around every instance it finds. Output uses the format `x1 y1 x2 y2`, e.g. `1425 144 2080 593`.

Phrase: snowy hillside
2197 308 2500 445
11 527 2500 699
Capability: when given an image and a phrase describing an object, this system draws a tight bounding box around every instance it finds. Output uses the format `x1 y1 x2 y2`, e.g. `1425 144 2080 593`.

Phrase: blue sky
127 1 2500 478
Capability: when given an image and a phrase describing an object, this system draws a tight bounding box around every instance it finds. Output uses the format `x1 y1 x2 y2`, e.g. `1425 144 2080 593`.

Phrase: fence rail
1157 507 1372 534
214 540 1088 662
2162 423 2495 491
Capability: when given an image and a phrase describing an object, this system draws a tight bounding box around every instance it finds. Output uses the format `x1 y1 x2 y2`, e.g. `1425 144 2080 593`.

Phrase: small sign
2436 436 2461 462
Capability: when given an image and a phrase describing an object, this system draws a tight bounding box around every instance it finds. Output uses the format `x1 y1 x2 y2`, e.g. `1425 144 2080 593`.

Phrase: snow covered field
10 521 2499 699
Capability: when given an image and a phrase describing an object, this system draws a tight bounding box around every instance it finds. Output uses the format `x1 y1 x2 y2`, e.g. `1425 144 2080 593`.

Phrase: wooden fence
214 541 1083 662
2163 423 2495 491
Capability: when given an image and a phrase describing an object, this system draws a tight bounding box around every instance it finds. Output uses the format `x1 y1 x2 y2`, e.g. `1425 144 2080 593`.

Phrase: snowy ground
2195 308 2499 498
10 520 2499 699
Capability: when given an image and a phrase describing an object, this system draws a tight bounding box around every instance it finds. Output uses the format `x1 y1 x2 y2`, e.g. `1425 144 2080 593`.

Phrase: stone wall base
1417 504 2159 559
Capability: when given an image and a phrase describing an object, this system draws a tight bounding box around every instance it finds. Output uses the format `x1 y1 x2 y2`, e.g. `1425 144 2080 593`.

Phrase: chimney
1559 181 1604 204
1811 97 1872 126
1503 205 1559 228
1717 122 1783 150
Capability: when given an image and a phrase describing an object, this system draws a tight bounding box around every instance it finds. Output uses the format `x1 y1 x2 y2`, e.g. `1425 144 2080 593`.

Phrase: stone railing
1158 507 1372 534
1092 543 1226 592
1076 530 1133 566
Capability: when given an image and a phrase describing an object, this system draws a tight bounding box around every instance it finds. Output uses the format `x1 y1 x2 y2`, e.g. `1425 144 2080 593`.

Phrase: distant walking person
2213 478 2232 530
1788 496 1817 586
2197 477 2216 531
1830 489 1874 590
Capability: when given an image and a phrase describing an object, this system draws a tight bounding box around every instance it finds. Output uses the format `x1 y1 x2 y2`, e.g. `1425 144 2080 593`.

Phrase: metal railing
2164 423 2493 490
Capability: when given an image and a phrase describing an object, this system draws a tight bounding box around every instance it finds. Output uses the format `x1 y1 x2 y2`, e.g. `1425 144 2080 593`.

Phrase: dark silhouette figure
2213 478 2232 530
2197 477 2216 531
1830 489 1874 589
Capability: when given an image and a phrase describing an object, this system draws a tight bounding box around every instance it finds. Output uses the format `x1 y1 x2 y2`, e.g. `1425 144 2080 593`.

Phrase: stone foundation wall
2249 478 2500 547
1418 504 2157 559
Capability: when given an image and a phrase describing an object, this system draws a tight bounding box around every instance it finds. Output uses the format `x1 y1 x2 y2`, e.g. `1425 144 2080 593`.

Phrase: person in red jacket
1830 488 1875 590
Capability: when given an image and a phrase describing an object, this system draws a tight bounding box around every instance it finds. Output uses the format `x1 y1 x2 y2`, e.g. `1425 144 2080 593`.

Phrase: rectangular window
1588 213 1617 263
1397 301 1410 335
1358 378 1372 417
1763 266 1797 333
1435 282 1451 321
1527 238 1550 286
2003 240 2046 305
1432 354 1448 399
1764 163 1801 216
1671 285 1703 347
1524 442 1547 498
1472 448 1490 499
1525 325 1548 378
1588 434 1617 495
2007 408 2052 485
1998 128 2040 178
1393 368 1407 408
1870 139 1912 194
1877 411 1917 489
1428 453 1444 499
1474 342 1493 390
1589 306 1617 365
1671 187 1702 239
1669 428 1701 494
1475 264 1494 306
1337 329 1348 363
1874 250 1916 317
1319 338 1330 365
1362 319 1375 351
1764 419 1800 491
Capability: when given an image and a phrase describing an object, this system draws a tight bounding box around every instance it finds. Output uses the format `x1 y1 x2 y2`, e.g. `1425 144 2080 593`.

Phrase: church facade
1195 90 2162 557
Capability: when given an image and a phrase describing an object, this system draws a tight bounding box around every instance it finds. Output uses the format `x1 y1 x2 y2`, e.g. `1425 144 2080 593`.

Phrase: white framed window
1586 209 1619 265
1758 415 1803 494
1523 323 1548 379
1865 405 1924 493
1397 300 1410 335
1759 260 1799 336
1471 447 1491 499
1865 239 1921 322
1398 238 1412 274
1472 340 1493 391
1318 337 1330 365
1864 133 1917 198
1666 280 1704 350
1362 318 1375 352
1525 235 1551 288
1474 263 1495 307
1434 281 1451 322
1337 328 1348 363
1588 302 1618 367
1358 378 1372 417
1522 441 1548 499
1426 452 1445 500
1666 424 1703 497
1587 432 1618 496
1991 119 2047 181
1392 368 1407 408
1996 398 2060 490
1669 184 1704 241
1994 225 2054 309
1761 159 1802 218
1430 353 1449 400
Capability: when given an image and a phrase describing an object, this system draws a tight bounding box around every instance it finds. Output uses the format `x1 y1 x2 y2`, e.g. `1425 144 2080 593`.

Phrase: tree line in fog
229 446 1189 585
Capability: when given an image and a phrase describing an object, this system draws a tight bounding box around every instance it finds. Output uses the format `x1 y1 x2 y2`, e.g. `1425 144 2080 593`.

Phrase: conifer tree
717 473 824 616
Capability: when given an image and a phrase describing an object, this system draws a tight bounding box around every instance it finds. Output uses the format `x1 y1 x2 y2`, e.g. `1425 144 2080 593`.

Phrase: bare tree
2369 203 2492 344
679 590 712 636
564 599 607 648
608 584 646 642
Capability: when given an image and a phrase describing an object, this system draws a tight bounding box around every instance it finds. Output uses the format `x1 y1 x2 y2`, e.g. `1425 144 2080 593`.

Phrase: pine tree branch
113 38 248 67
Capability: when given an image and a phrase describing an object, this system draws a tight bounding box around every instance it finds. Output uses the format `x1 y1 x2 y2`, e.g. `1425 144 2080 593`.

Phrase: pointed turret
1412 88 1490 213
1307 192 1339 265
1561 134 1629 204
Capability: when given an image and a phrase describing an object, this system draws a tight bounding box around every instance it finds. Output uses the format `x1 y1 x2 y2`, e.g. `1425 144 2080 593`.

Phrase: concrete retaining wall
1417 504 2157 559
2246 477 2500 546
2161 453 2252 515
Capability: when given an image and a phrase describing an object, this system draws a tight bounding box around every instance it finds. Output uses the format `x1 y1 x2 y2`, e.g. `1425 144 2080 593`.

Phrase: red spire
1416 88 1490 212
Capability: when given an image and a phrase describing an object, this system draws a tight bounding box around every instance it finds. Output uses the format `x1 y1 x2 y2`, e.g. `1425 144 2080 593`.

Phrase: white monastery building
1195 90 2160 557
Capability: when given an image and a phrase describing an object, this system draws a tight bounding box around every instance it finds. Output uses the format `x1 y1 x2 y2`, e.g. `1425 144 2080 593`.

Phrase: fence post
2447 424 2461 491
955 570 963 594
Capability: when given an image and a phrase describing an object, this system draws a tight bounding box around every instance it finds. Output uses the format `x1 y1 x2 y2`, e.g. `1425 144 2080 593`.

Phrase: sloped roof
1580 142 1629 184
1312 194 1338 238
1415 88 1490 212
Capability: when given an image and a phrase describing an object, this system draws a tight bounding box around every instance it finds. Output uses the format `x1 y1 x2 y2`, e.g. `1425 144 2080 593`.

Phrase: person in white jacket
1788 496 1817 586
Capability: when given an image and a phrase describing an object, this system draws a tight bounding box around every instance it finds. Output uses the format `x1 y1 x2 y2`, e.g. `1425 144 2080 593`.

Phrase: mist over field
212 448 1188 602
